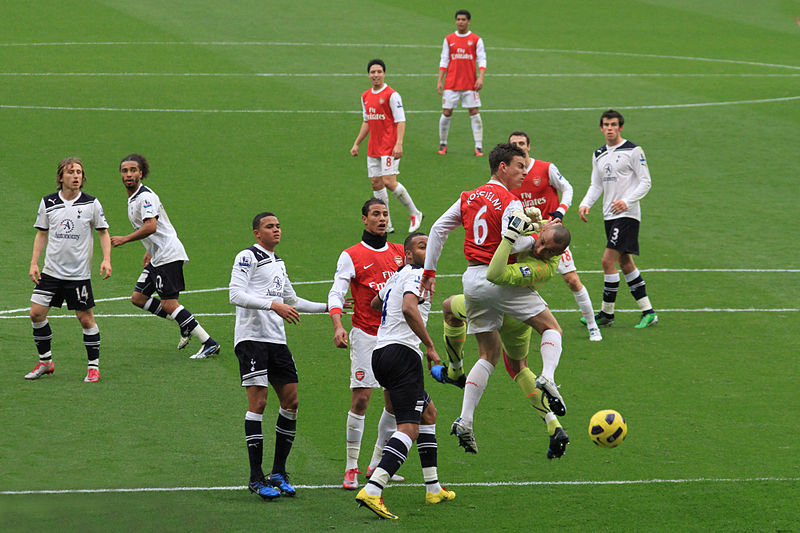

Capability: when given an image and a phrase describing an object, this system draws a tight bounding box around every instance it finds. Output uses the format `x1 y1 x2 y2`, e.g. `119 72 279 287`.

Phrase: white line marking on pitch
2 477 797 495
1 72 797 78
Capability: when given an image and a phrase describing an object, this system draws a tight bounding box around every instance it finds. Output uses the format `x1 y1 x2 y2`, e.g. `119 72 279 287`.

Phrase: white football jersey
375 264 431 357
580 139 652 222
34 191 109 280
126 184 188 266
230 244 326 346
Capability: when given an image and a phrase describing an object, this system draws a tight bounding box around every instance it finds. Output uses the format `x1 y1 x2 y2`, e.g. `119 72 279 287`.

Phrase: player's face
500 155 526 189
363 204 390 235
455 14 470 32
601 118 623 145
368 65 385 89
120 161 142 191
405 235 428 267
255 216 281 250
59 163 84 193
508 135 530 158
532 228 564 261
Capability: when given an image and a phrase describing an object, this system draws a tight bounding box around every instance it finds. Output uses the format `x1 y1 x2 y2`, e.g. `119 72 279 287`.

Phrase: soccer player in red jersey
328 198 408 490
508 131 602 341
351 59 423 234
422 143 569 454
436 9 487 156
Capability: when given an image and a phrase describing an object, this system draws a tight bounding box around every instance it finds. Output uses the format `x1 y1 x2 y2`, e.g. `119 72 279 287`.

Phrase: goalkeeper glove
524 206 542 223
548 210 564 221
503 211 533 244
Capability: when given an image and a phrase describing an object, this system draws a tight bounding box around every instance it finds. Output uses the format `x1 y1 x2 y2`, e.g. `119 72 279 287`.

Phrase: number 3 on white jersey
472 205 488 245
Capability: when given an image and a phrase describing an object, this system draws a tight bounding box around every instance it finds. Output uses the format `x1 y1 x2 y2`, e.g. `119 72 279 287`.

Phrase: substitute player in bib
26 157 111 383
329 199 406 490
422 143 567 454
356 232 455 520
579 110 658 329
508 131 602 341
230 211 329 500
436 9 486 156
351 59 423 234
110 154 220 359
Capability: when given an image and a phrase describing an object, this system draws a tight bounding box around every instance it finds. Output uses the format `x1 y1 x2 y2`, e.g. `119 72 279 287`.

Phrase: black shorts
31 273 95 310
134 261 186 300
372 344 427 425
234 340 298 387
604 217 640 255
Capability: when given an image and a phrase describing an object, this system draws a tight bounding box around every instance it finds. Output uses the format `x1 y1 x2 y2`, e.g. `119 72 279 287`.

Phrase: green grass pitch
1 1 798 531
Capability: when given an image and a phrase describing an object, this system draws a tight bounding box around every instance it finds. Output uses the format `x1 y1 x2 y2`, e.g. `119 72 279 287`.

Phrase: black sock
245 413 264 482
32 321 52 359
173 307 199 336
144 297 169 319
83 328 100 366
602 281 619 309
377 435 409 478
626 273 648 301
272 409 297 475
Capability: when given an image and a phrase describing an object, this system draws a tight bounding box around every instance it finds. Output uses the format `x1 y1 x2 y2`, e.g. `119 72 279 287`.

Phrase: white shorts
442 89 482 110
350 326 380 389
462 265 547 334
556 245 577 275
367 155 399 178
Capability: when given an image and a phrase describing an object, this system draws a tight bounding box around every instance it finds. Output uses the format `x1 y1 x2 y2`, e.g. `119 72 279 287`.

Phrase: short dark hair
367 59 386 73
404 231 426 252
508 131 530 145
362 198 386 217
252 211 276 230
455 9 471 19
489 143 525 175
600 109 624 127
56 157 85 190
120 154 150 179
550 224 571 251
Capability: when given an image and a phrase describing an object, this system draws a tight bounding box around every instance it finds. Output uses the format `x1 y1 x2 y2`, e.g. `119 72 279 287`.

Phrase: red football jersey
459 182 519 264
362 85 399 157
512 160 561 214
344 242 405 335
443 32 482 91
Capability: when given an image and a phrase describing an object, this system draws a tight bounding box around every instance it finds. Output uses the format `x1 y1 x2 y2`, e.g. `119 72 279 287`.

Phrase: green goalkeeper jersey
487 241 561 288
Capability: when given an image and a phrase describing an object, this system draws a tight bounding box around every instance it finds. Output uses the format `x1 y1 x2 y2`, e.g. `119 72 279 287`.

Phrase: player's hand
342 297 355 312
503 210 533 243
610 200 627 214
524 207 542 223
436 80 443 95
110 235 126 247
474 79 484 91
420 276 436 299
578 206 590 223
547 210 563 221
333 326 349 348
350 145 359 157
392 143 403 159
29 264 41 284
425 345 441 369
142 252 151 267
271 302 300 324
100 260 112 280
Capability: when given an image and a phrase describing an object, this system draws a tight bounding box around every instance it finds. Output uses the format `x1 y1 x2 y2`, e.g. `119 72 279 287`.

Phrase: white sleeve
34 199 48 230
92 198 109 230
229 250 272 310
283 275 327 312
476 37 487 70
402 269 424 297
439 37 450 69
624 146 652 204
327 251 355 312
548 163 573 214
580 156 604 208
423 198 463 271
390 91 405 123
139 191 160 220
361 97 368 122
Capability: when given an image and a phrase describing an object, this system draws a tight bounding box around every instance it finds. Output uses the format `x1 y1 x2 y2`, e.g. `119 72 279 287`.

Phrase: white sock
459 358 494 426
573 286 597 329
369 409 396 469
439 114 451 144
539 329 562 382
470 113 483 149
391 183 419 215
373 187 393 229
346 411 365 470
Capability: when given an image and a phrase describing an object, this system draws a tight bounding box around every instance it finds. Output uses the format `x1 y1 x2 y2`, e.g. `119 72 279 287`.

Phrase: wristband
329 308 342 317
422 269 436 279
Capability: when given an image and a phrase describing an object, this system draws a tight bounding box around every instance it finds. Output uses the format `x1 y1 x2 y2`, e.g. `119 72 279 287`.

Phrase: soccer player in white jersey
350 58 424 234
26 157 111 383
355 233 455 520
110 154 220 358
579 110 658 329
229 211 328 500
436 9 487 156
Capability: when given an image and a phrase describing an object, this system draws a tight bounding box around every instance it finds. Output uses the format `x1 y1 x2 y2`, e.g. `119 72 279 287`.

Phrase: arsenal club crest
532 176 541 187
468 40 473 46
394 256 403 266
379 97 385 105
